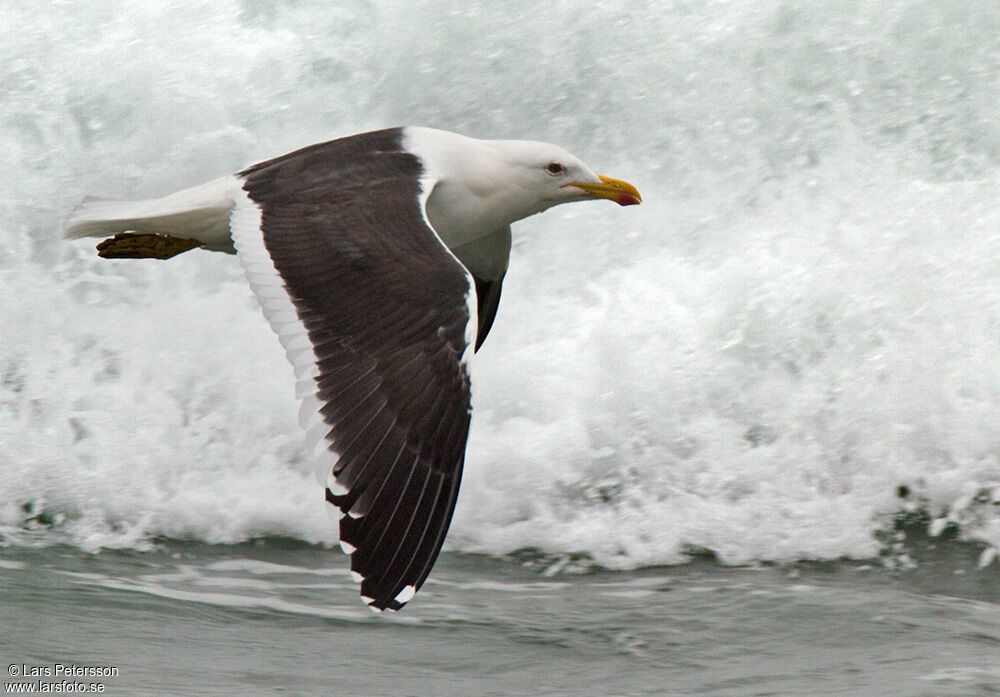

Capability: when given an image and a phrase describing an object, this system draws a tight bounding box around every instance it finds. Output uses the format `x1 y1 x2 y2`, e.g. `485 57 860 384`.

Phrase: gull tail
64 176 240 258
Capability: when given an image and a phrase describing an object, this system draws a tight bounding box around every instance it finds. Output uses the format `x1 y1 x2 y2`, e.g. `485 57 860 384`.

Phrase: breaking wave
2 0 999 568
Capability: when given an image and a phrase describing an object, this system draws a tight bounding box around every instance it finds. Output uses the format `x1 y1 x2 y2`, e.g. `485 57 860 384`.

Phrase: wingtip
357 587 412 614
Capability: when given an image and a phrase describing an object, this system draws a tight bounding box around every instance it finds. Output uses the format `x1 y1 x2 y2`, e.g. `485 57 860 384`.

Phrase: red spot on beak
568 175 642 206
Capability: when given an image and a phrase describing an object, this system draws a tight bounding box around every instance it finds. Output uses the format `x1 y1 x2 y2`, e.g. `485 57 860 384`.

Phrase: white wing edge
228 183 334 487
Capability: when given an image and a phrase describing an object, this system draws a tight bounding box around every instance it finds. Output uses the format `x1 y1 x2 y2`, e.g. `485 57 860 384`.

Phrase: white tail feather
64 176 241 253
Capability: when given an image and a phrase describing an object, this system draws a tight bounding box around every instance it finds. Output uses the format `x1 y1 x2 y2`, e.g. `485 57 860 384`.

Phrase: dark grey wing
233 128 473 612
472 272 505 351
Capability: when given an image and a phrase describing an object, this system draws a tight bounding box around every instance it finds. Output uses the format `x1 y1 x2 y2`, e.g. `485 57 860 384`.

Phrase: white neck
404 127 554 249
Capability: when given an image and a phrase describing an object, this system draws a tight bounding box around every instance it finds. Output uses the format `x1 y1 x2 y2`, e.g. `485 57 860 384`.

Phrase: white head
485 137 641 210
405 127 641 248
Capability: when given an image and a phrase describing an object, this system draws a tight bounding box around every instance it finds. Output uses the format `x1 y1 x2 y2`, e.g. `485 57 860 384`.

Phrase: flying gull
64 127 641 612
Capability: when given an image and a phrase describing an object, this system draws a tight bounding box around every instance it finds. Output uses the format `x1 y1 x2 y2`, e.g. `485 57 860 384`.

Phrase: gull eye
546 162 566 176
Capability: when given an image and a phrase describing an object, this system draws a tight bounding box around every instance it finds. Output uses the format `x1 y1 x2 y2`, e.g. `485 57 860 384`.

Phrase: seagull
65 126 641 611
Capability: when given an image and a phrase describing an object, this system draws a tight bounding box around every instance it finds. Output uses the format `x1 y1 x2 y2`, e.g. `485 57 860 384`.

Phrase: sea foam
2 0 999 566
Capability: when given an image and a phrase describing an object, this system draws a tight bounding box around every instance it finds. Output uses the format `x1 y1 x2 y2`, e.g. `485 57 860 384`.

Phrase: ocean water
2 0 1000 694
1 538 999 697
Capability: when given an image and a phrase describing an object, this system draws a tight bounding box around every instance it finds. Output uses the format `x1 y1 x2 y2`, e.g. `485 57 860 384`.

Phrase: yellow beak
566 175 642 206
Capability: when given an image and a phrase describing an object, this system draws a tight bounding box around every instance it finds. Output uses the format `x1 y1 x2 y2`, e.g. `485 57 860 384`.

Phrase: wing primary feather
352 451 425 569
361 460 437 607
334 434 408 515
338 444 417 551
382 467 449 605
412 462 464 590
